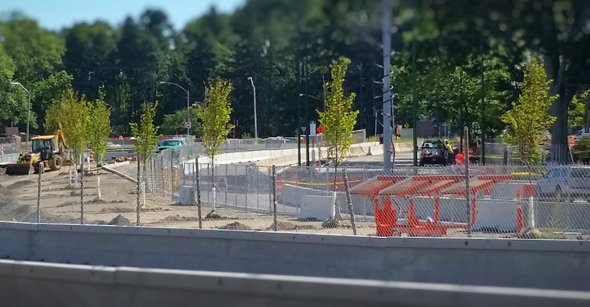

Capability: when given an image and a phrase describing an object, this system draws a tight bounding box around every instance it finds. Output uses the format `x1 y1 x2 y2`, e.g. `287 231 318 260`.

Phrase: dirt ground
0 163 377 235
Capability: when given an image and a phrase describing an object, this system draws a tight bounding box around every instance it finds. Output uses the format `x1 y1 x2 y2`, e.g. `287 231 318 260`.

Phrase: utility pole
411 34 418 167
382 0 393 172
297 62 302 166
322 75 327 111
480 37 486 165
305 60 310 166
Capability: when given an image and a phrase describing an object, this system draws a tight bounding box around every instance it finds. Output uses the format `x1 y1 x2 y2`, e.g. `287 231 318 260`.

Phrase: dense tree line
0 0 589 158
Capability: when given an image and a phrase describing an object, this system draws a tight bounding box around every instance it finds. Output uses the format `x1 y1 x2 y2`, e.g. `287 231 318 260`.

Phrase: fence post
137 156 141 226
170 152 174 202
195 162 202 229
234 164 238 208
245 166 249 211
256 165 260 211
97 176 102 200
343 169 357 235
362 165 368 220
37 162 43 223
528 195 535 229
80 155 85 225
272 165 277 231
225 164 228 207
268 166 272 213
464 126 471 237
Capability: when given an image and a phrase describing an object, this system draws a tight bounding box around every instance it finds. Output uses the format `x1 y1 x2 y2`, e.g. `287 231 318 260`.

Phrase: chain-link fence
3 138 590 239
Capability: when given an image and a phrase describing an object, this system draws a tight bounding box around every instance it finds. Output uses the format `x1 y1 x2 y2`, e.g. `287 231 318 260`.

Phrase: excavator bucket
5 163 33 175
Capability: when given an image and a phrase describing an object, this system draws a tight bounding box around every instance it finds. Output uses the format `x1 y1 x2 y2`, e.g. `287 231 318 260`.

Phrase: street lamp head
10 81 21 86
158 81 166 85
298 93 304 97
247 76 252 81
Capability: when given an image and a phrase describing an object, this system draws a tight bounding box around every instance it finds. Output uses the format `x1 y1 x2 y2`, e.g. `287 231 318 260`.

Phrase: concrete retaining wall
1 260 589 307
0 222 589 291
191 142 381 166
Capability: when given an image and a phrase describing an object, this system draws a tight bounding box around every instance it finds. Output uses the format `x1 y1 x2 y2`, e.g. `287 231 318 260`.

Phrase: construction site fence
141 156 590 239
10 145 590 240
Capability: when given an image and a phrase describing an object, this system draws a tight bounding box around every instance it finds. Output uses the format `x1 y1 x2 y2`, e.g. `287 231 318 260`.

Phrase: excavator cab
32 137 58 161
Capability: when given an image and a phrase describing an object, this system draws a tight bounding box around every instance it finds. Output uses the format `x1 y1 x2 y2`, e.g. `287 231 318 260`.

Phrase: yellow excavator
5 129 68 175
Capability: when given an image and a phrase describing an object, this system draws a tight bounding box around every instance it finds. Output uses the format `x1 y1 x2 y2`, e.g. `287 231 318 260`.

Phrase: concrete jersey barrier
1 259 590 307
0 222 589 291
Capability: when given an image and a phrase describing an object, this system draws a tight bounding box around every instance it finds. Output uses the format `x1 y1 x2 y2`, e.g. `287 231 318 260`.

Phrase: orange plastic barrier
374 198 396 236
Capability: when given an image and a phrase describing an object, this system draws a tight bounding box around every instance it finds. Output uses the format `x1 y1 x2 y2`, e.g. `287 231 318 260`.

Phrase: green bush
572 137 590 163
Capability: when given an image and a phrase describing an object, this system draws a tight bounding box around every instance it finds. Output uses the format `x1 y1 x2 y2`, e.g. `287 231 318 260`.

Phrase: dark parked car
420 140 447 166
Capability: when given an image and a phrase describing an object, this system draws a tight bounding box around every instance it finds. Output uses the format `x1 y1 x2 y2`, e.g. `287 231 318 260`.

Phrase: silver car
537 166 590 201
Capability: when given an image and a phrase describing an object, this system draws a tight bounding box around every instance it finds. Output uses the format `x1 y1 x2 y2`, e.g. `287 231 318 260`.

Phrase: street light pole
247 77 258 141
382 0 394 172
10 82 31 148
158 81 190 136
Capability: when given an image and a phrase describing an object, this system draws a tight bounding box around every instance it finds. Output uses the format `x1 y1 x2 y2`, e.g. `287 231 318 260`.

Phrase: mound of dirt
89 198 108 204
141 207 165 212
0 184 11 196
98 207 134 214
0 184 12 204
267 221 316 231
218 221 252 230
7 180 35 189
108 214 131 226
321 218 340 228
0 203 46 222
205 210 221 219
55 201 80 208
160 214 198 222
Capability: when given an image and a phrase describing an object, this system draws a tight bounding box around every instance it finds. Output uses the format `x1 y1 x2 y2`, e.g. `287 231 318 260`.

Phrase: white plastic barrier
299 195 335 220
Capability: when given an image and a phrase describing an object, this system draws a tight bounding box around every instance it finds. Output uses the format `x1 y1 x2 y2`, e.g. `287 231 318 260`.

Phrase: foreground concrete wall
1 260 589 307
0 222 589 291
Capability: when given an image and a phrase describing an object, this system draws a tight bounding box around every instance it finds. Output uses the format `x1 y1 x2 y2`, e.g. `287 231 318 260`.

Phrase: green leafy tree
161 108 200 135
197 79 233 159
197 79 233 211
130 103 160 225
569 89 590 129
87 89 111 172
501 59 558 165
46 89 90 162
130 103 160 166
0 13 71 134
572 137 590 163
318 57 358 166
0 44 38 130
63 21 117 100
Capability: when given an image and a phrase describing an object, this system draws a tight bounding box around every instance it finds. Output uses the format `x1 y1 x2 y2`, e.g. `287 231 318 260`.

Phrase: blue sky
0 0 245 31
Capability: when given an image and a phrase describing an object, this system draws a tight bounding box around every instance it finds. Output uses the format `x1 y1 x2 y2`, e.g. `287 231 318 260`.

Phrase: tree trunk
545 55 570 163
